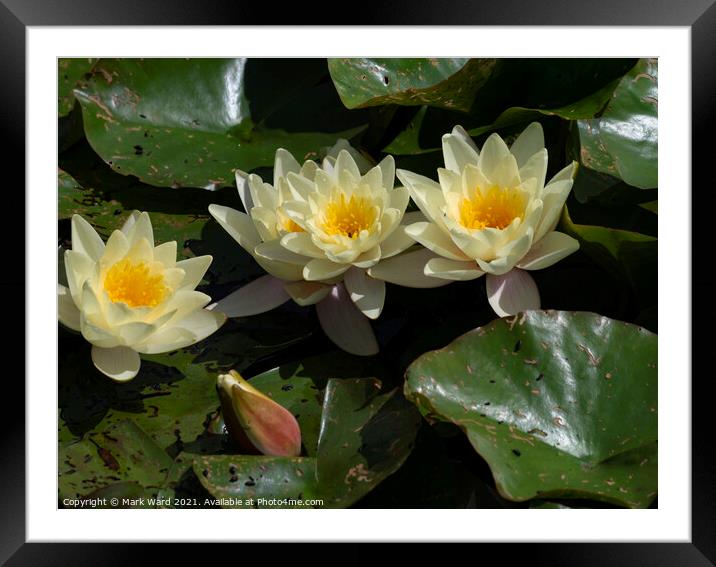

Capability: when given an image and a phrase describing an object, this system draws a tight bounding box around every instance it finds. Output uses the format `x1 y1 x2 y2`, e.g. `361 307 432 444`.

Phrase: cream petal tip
91 345 141 382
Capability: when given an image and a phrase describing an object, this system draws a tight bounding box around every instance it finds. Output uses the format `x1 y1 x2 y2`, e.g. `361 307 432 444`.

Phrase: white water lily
208 140 416 356
371 123 579 317
58 212 226 381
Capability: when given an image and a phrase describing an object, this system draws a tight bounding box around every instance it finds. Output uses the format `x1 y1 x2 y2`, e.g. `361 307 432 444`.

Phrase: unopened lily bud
217 370 301 457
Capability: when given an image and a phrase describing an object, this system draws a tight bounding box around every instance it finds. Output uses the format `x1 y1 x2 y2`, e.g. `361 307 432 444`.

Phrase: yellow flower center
459 186 525 230
104 258 168 308
322 193 375 239
277 210 304 233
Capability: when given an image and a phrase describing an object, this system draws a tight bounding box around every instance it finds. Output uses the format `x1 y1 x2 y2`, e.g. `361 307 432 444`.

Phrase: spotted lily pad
74 58 366 189
404 310 657 508
58 58 97 117
328 58 499 113
194 378 421 508
59 420 172 499
578 58 658 189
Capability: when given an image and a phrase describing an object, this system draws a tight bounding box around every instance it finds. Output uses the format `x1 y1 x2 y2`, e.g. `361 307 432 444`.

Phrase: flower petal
58 284 81 331
118 321 158 346
255 240 310 266
91 345 141 382
281 232 325 259
389 185 410 213
100 230 130 269
65 249 93 305
425 257 485 281
255 257 304 281
344 267 386 319
518 148 548 189
213 274 290 317
486 269 540 317
175 255 212 290
208 204 262 253
368 248 452 288
137 309 226 354
396 169 446 227
405 221 468 261
517 231 579 270
120 211 141 235
377 154 395 190
283 280 331 306
353 244 382 269
547 160 578 185
326 139 374 174
534 180 573 241
476 229 534 276
124 211 154 247
153 241 177 268
71 215 105 261
303 258 351 281
81 318 120 348
248 175 277 210
379 226 415 259
235 169 254 212
316 283 379 356
335 149 361 182
478 133 513 183
510 122 545 168
273 148 301 187
442 128 479 174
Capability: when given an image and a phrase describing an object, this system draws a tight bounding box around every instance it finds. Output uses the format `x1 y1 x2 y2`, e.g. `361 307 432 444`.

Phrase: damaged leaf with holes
405 311 657 508
194 377 421 508
74 58 367 189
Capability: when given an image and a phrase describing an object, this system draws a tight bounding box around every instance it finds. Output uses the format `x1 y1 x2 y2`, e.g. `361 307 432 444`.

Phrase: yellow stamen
104 258 168 308
459 186 525 230
322 193 375 239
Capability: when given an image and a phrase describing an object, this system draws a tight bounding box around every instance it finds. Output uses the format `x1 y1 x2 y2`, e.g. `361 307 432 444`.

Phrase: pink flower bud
217 370 302 457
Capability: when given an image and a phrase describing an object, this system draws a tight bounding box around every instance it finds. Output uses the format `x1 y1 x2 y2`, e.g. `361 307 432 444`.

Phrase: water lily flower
208 140 416 356
371 123 579 317
217 370 301 457
58 212 226 381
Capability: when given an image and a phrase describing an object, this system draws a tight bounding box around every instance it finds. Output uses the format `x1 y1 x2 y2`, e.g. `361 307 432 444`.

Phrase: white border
28 27 690 542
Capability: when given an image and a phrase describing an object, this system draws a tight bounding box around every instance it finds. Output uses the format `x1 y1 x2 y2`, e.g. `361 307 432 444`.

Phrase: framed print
4 0 711 562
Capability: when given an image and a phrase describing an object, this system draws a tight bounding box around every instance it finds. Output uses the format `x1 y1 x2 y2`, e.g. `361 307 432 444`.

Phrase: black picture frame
5 0 711 563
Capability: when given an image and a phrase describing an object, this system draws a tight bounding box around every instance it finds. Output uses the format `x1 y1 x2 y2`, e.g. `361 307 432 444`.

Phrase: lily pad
384 78 623 155
383 59 636 155
58 58 97 117
404 310 657 508
328 58 499 112
59 419 172 499
58 157 239 260
194 378 421 508
58 311 314 452
560 205 657 316
74 58 366 189
578 58 658 189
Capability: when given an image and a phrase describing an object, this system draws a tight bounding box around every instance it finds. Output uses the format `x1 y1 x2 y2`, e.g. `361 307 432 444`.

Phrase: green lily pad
384 78 622 155
404 310 657 508
194 456 320 508
59 419 172 499
74 58 366 189
383 59 635 155
560 205 657 316
578 58 657 189
316 379 422 507
194 378 421 508
328 58 498 113
58 158 240 260
58 310 314 451
58 58 97 117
